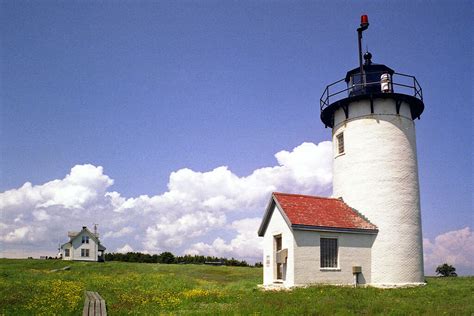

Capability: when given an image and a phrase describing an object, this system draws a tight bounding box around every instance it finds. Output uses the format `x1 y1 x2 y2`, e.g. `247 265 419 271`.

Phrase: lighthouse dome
344 53 395 96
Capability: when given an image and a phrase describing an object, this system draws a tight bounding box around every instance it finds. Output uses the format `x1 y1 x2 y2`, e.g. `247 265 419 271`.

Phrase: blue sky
1 1 472 274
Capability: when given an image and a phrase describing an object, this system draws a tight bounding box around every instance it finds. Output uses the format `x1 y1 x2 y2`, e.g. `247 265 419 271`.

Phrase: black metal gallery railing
320 72 423 113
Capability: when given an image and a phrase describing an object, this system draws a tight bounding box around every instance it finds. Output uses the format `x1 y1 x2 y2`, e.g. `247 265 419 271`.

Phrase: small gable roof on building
258 192 378 236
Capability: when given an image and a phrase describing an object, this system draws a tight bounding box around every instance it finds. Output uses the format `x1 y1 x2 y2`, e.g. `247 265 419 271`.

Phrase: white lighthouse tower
320 15 425 286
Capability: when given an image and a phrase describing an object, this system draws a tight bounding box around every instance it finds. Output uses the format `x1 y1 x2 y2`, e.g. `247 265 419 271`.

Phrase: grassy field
0 259 472 315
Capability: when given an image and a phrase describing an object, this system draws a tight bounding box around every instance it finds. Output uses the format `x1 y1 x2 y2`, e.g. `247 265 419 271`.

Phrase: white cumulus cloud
116 244 134 253
0 164 115 251
0 142 332 260
185 217 263 261
0 164 113 212
103 227 134 239
423 227 474 275
2 226 31 243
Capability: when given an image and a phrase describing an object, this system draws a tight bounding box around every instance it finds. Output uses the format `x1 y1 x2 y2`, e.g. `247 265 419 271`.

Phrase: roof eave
292 224 378 235
60 242 71 248
257 195 276 237
257 193 294 237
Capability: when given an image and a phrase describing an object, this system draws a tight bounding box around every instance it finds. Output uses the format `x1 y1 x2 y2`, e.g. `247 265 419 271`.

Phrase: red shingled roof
274 192 377 230
258 192 377 236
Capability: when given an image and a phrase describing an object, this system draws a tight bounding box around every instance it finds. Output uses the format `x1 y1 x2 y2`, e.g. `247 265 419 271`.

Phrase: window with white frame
82 235 89 244
320 238 338 268
81 249 90 257
336 132 344 154
64 249 70 257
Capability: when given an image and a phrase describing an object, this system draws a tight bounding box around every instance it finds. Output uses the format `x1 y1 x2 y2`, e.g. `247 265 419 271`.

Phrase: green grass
0 259 472 315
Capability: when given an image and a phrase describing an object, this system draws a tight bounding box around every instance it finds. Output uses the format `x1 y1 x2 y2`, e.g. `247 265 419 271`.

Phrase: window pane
321 238 338 268
275 235 282 251
337 133 344 154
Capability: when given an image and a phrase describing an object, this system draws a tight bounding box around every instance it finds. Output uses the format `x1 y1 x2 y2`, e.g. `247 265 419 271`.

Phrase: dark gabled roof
258 192 378 236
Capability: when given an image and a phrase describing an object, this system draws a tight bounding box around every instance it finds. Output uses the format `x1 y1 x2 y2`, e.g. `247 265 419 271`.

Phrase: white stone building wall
332 98 424 285
293 230 374 285
61 244 72 261
262 205 295 287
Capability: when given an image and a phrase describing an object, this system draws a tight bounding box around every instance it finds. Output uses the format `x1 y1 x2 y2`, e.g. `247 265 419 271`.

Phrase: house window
336 132 344 154
82 236 89 244
64 249 70 257
81 249 90 257
320 238 338 268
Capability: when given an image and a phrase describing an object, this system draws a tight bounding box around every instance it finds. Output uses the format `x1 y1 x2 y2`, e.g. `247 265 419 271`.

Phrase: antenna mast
357 15 370 87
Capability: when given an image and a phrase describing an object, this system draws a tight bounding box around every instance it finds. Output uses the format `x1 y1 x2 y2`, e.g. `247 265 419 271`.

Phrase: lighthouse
258 15 425 288
320 15 425 286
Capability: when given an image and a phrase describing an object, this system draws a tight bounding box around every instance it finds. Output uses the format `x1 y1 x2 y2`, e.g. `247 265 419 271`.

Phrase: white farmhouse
258 16 425 288
60 226 106 262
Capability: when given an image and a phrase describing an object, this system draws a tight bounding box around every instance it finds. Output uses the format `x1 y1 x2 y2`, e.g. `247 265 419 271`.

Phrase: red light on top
361 14 369 26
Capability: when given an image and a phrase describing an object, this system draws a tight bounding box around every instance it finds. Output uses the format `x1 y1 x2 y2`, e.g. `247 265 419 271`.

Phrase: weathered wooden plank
88 298 94 316
90 292 98 301
82 296 90 316
86 291 95 301
83 291 107 316
99 298 107 316
92 292 103 315
93 293 100 316
95 293 106 316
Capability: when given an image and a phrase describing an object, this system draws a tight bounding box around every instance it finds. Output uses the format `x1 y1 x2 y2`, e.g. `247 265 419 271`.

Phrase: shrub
436 263 458 277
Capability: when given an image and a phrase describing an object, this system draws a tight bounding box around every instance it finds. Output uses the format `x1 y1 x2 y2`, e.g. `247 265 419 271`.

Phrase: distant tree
104 251 250 266
436 263 457 277
254 262 263 268
159 252 176 264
